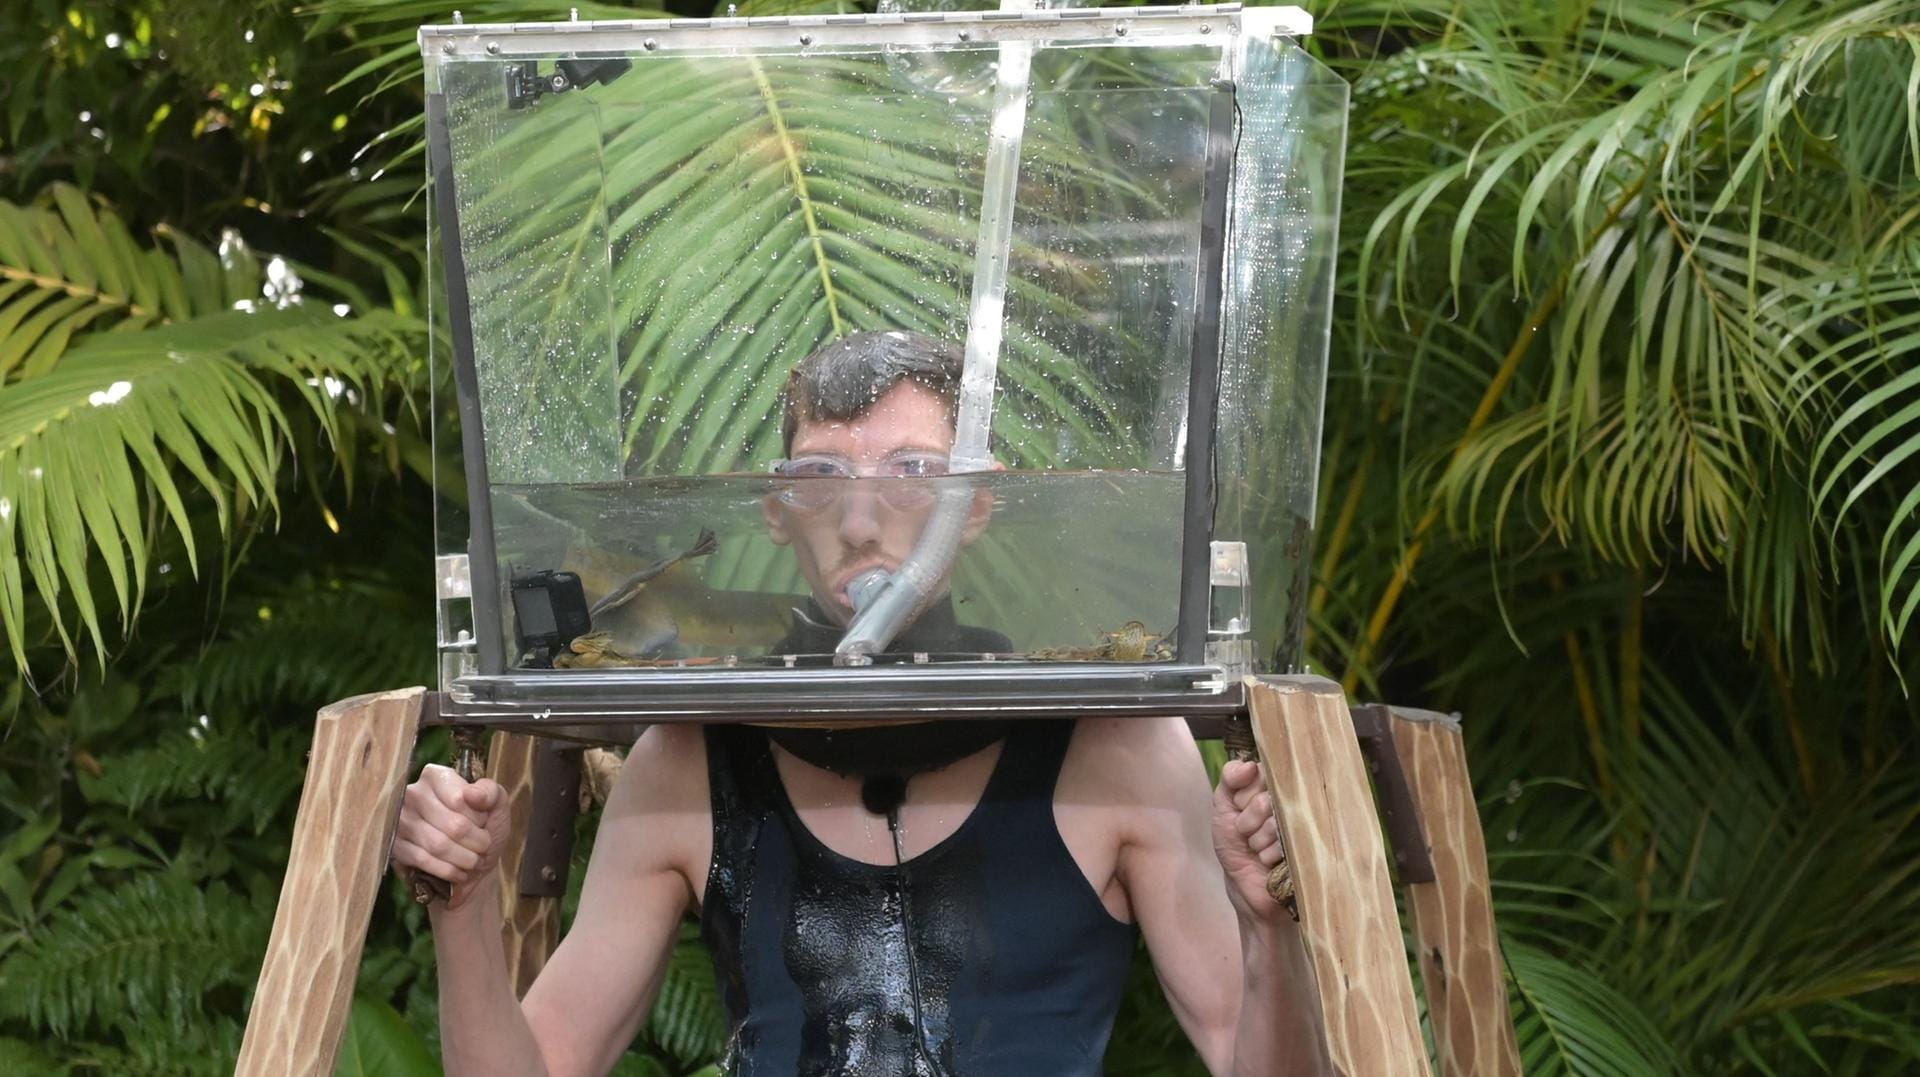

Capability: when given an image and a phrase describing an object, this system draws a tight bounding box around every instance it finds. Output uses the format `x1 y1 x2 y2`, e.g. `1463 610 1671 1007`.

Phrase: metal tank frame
423 4 1319 723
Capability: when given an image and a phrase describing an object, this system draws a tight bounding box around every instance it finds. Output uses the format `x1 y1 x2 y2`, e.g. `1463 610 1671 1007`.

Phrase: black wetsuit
700 602 1138 1076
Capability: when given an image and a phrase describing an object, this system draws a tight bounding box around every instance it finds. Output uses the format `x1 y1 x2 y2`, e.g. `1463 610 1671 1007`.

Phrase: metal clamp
503 56 635 109
518 739 583 897
1348 703 1436 885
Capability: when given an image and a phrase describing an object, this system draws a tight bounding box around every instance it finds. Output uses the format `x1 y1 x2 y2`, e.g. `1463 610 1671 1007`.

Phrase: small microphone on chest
764 720 1011 821
861 772 910 816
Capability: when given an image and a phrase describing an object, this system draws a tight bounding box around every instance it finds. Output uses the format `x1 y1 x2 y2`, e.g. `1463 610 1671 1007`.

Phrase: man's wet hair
781 330 962 453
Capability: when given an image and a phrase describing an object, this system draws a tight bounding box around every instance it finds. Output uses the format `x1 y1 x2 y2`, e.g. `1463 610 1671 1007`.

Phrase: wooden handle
1390 708 1522 1077
1248 676 1432 1077
237 687 425 1076
407 870 450 905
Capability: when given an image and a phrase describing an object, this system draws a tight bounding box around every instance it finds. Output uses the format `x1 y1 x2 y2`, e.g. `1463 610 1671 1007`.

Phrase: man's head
779 330 962 455
764 330 993 626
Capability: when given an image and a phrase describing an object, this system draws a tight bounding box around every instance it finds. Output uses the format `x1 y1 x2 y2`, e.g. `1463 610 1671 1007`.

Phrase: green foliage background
1 0 1917 1074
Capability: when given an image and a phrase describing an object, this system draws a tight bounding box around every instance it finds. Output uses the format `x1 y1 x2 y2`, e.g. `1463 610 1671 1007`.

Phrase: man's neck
763 730 1009 862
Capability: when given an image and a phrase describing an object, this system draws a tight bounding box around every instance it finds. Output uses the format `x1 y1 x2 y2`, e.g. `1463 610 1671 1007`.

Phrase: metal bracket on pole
1349 703 1437 884
518 739 583 897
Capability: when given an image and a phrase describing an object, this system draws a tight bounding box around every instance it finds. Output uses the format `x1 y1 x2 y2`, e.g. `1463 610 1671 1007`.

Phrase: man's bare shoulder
596 724 713 894
1062 716 1211 809
604 722 706 801
628 722 707 770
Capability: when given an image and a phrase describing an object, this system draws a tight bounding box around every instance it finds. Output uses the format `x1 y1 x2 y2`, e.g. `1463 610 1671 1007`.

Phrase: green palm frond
1318 0 1920 679
1431 385 1754 570
0 185 259 382
1600 668 1920 1055
314 0 1178 497
443 49 1148 487
0 302 419 672
1807 250 1920 654
1469 630 1920 1072
1507 941 1685 1077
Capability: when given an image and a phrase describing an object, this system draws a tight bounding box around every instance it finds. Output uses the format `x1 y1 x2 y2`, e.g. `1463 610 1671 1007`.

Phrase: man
393 331 1327 1076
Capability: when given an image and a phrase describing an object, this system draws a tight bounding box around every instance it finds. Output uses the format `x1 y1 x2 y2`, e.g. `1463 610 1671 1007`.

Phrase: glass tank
423 4 1348 722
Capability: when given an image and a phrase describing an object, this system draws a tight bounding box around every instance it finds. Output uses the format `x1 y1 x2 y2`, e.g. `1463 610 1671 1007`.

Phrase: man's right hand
392 764 511 910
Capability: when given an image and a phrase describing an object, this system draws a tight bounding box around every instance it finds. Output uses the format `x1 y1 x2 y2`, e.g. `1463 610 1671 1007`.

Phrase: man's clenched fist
1211 758 1287 922
391 764 511 910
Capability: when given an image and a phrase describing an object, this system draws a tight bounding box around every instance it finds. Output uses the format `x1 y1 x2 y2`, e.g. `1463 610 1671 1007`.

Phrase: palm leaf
1506 941 1685 1077
1321 0 1920 682
439 48 1151 491
0 185 262 382
0 304 418 672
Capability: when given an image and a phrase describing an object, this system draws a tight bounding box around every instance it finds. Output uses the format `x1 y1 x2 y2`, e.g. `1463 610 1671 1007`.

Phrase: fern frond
77 725 305 835
0 872 264 1039
59 1014 243 1077
155 570 433 716
0 1035 64 1075
639 922 729 1069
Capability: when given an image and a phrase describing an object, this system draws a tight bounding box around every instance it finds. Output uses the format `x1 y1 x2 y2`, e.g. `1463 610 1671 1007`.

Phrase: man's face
763 380 992 626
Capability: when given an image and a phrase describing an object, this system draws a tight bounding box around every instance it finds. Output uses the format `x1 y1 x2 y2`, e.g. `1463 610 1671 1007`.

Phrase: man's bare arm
1090 717 1328 1077
398 725 710 1077
397 767 547 1076
518 725 708 1075
1212 758 1328 1077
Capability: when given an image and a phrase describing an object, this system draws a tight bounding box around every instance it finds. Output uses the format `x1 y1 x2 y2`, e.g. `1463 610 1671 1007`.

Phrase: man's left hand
1212 759 1287 922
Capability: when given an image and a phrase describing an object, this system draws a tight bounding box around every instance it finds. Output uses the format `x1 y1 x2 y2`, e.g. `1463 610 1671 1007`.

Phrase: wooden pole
1247 676 1432 1077
487 731 562 998
1390 707 1522 1077
236 687 425 1077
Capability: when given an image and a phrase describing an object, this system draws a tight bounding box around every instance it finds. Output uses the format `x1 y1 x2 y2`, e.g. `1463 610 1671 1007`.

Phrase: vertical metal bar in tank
837 6 1034 659
1175 82 1238 665
949 4 1034 471
427 90 507 677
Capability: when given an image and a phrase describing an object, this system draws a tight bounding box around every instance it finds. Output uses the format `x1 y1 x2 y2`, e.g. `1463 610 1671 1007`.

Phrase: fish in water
569 529 791 658
590 528 721 619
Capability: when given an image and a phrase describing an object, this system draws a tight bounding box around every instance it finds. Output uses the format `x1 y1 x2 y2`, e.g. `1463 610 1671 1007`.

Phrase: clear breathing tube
835 12 1033 663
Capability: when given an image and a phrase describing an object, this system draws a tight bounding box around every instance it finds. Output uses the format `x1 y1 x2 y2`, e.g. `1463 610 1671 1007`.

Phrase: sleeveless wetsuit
700 719 1138 1076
